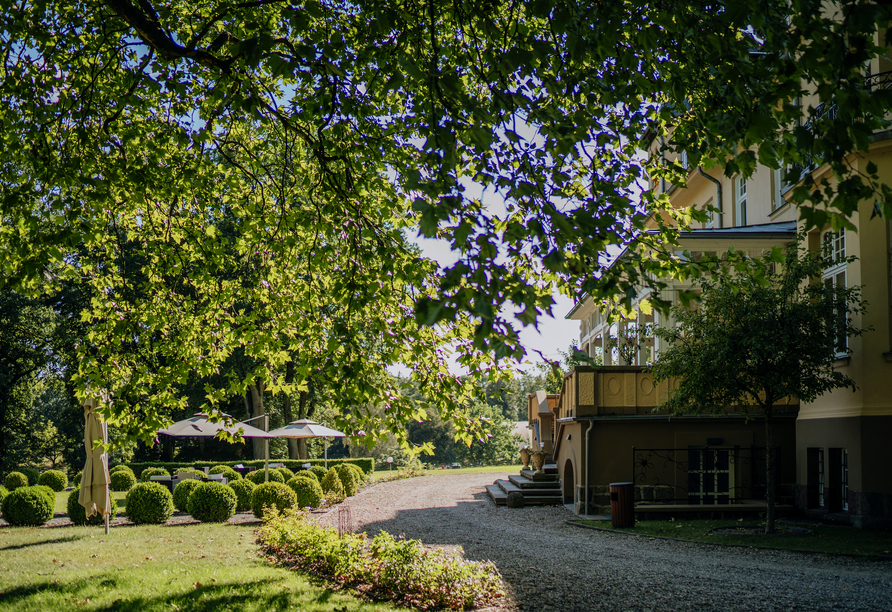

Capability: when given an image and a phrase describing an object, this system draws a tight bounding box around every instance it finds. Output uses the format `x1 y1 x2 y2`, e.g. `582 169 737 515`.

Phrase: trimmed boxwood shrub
2 486 54 526
228 478 255 512
110 469 137 492
66 489 119 525
334 465 358 497
19 467 39 486
275 467 295 481
38 470 69 492
109 464 134 475
0 485 8 506
308 466 328 482
287 475 324 509
209 465 241 481
4 472 28 491
187 482 237 522
246 469 284 485
342 463 366 484
173 478 203 512
299 469 320 482
72 471 83 487
251 482 296 519
126 482 174 524
320 468 345 501
35 485 56 507
140 467 170 481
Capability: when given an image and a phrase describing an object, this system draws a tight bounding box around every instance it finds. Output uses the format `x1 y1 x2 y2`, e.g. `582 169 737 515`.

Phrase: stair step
496 479 562 497
509 474 561 490
520 468 559 482
486 484 507 505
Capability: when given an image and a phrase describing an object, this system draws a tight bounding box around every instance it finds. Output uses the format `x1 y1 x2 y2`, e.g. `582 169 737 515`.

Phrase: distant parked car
450 463 461 469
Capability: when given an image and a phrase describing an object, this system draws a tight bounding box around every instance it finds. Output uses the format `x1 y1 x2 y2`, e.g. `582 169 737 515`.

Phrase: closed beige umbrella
78 393 112 534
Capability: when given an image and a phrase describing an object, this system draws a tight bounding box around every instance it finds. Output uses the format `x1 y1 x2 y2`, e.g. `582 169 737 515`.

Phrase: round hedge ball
0 485 8 505
275 467 295 481
299 469 320 482
308 466 328 482
344 463 366 483
251 482 296 519
172 478 203 513
38 470 69 492
187 481 237 522
72 471 83 487
320 468 345 500
110 469 137 492
35 485 56 507
286 475 324 509
2 486 54 526
125 482 174 524
208 465 241 481
66 489 119 525
4 472 28 491
109 464 134 475
246 469 284 485
228 478 255 512
140 467 170 481
19 467 39 486
334 465 358 497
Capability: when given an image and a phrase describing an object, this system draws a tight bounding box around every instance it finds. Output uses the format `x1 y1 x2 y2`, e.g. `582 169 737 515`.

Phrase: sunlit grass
0 522 407 612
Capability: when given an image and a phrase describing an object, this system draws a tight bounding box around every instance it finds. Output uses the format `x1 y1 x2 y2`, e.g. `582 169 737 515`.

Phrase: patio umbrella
158 413 276 481
78 393 112 535
267 419 346 469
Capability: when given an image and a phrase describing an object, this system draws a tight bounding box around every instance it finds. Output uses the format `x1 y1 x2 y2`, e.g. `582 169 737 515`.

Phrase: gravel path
319 472 892 611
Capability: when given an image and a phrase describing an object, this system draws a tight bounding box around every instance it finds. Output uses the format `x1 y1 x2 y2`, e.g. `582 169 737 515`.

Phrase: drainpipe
697 167 723 228
584 420 593 516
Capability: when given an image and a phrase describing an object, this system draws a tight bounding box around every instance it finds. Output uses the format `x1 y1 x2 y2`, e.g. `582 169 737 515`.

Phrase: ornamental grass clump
208 465 240 481
2 486 54 526
4 472 28 491
38 469 68 491
173 478 203 512
126 482 174 524
66 489 119 525
187 481 237 522
320 468 345 502
228 478 255 512
286 475 324 509
258 510 504 610
251 482 296 519
110 469 137 492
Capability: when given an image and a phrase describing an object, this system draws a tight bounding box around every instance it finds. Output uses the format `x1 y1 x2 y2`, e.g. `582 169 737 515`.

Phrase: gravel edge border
565 519 892 562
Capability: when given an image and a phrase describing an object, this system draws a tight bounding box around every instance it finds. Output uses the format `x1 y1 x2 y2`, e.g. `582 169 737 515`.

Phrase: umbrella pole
324 437 328 470
265 438 269 483
105 513 109 535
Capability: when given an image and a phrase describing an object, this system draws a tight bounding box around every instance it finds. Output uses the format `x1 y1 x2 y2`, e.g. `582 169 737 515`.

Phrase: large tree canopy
1 1 891 441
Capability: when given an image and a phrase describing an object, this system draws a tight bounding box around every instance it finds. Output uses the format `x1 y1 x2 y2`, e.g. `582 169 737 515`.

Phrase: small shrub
4 472 28 491
72 471 83 487
66 489 119 525
251 482 296 519
320 468 345 501
187 482 237 522
140 467 170 481
309 466 328 482
276 467 295 481
172 478 203 513
110 469 137 492
335 465 358 497
35 485 56 507
38 470 69 492
109 464 134 475
228 479 256 512
0 485 8 506
19 467 39 486
298 469 320 482
208 465 241 481
246 469 284 485
2 486 54 526
287 475 324 509
126 482 174 524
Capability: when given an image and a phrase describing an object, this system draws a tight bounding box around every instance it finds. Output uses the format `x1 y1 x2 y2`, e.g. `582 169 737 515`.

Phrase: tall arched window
822 228 847 356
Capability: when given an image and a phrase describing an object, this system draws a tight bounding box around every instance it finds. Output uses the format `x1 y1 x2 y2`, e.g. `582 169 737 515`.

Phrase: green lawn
424 465 520 475
571 519 892 557
0 520 407 612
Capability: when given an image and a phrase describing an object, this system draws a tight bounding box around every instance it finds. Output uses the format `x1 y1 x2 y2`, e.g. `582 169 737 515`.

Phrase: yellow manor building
516 52 892 530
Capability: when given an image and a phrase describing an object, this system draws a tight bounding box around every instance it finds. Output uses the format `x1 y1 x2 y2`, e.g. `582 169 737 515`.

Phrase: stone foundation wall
794 484 892 529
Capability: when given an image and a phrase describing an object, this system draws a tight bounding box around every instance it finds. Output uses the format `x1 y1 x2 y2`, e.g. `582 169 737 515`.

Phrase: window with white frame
822 229 848 356
771 168 785 210
735 175 747 226
679 149 688 170
703 197 714 229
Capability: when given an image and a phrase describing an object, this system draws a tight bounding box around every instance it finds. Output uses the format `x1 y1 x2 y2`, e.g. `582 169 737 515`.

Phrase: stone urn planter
519 448 531 471
529 451 546 475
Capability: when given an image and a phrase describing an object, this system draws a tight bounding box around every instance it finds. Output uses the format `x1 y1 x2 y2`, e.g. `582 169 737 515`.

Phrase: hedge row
117 457 374 476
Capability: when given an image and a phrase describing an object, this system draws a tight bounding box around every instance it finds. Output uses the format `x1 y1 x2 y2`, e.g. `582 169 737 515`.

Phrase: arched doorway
563 459 575 505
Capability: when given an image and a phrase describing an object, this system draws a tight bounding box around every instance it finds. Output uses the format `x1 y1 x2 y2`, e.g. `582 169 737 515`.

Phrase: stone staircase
486 464 562 506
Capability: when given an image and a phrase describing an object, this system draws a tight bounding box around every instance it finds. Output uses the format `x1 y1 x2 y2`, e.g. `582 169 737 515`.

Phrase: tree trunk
295 389 313 460
249 378 266 460
281 361 299 460
764 403 776 534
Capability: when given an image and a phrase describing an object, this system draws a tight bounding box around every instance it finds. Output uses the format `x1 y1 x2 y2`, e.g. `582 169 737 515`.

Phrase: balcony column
636 307 645 366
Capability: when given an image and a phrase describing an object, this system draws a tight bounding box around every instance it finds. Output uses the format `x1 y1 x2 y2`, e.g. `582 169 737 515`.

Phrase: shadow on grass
0 534 87 552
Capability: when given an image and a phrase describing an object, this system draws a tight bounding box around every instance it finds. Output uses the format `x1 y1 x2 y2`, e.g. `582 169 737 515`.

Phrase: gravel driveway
319 472 892 611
